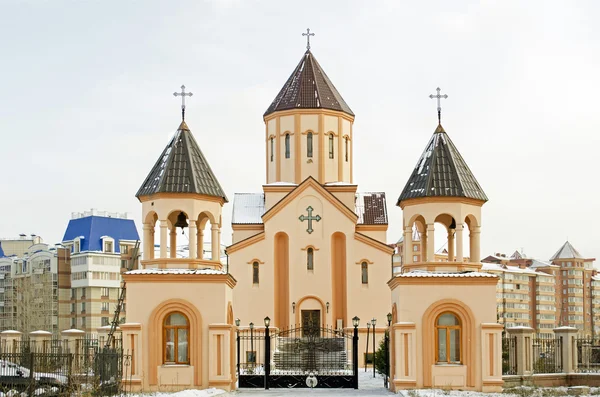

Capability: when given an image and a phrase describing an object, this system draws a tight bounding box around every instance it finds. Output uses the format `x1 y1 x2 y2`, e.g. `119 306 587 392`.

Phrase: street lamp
371 318 377 378
292 302 296 314
235 318 240 378
352 316 360 328
326 302 330 313
385 312 392 388
235 318 240 327
366 322 371 372
264 316 270 328
387 312 392 326
352 316 360 389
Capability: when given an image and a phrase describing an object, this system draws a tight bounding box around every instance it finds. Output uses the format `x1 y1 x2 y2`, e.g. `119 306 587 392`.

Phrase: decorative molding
388 275 497 289
138 193 225 205
399 196 485 209
226 232 265 254
356 224 388 232
264 108 355 123
231 224 264 231
354 232 395 255
246 258 265 265
124 273 237 289
300 245 320 251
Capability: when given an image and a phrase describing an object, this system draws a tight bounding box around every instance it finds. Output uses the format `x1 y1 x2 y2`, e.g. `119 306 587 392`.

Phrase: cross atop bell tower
429 87 448 125
173 85 193 121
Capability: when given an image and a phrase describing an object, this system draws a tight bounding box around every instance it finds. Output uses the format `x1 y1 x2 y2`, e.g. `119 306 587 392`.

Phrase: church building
227 48 394 364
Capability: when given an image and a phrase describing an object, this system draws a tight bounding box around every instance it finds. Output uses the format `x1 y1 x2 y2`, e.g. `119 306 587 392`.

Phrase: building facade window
163 312 189 365
307 132 313 158
101 287 109 298
285 134 290 158
345 137 349 162
101 317 110 326
329 134 334 159
436 312 461 364
74 241 80 253
101 302 109 312
270 137 274 162
252 262 259 284
307 248 314 270
361 262 368 284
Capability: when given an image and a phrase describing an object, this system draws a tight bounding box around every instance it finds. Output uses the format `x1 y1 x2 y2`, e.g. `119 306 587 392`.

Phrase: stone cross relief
299 206 321 234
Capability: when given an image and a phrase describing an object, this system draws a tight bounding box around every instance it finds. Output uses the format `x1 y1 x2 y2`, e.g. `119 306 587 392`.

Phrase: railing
502 335 517 375
532 336 562 374
576 337 600 373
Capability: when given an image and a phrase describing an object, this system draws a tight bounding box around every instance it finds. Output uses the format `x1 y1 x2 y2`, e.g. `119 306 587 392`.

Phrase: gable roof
550 241 584 261
397 124 488 204
136 121 228 201
62 216 139 253
232 184 387 225
264 50 354 118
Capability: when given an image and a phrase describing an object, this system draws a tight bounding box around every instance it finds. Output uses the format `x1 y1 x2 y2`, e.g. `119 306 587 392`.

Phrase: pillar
0 330 22 354
197 229 204 259
554 326 579 374
426 223 435 263
159 220 168 259
143 224 152 260
208 324 235 391
507 326 534 376
420 229 427 263
170 229 177 258
211 224 220 261
455 224 464 262
403 226 413 266
29 330 52 352
61 328 85 354
188 220 197 260
448 230 455 262
150 227 155 259
470 226 481 263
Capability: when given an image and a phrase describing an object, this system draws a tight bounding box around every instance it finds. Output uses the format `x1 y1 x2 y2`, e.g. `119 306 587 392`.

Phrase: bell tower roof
397 124 488 204
264 50 354 118
136 121 228 202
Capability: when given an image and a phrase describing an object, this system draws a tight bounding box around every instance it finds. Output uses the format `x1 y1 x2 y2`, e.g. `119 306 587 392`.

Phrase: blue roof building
62 210 139 253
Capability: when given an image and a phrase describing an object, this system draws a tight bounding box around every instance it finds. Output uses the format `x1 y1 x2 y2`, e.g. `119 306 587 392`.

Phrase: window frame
163 312 190 365
307 132 313 158
285 134 290 159
435 312 462 364
252 262 259 285
344 136 349 162
270 137 274 162
307 248 314 270
328 134 334 159
361 262 368 284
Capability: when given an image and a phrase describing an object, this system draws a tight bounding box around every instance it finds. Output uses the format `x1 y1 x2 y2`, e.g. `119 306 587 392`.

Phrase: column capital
188 220 197 227
143 224 153 231
404 226 413 233
426 223 435 231
211 223 219 230
454 223 464 231
160 220 168 227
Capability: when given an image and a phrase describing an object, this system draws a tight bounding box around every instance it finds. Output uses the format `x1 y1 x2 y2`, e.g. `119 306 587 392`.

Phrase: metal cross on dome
429 87 448 124
302 28 315 50
173 85 193 121
299 206 321 234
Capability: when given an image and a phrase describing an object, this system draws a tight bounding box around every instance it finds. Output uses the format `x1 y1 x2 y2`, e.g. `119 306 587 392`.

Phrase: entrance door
301 310 320 337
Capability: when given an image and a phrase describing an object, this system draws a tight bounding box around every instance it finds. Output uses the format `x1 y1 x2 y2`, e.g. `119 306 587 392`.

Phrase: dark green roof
397 124 487 204
264 50 354 117
136 121 228 201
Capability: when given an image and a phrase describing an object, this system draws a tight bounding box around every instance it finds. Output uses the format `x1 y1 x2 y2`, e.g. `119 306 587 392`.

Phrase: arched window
252 262 259 284
307 248 314 270
361 262 368 284
270 137 274 162
328 134 334 159
164 312 189 365
436 312 461 364
307 132 313 158
285 134 290 159
345 137 349 162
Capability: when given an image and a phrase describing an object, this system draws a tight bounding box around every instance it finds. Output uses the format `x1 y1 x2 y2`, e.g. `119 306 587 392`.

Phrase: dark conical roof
136 121 228 201
264 50 354 117
397 124 487 204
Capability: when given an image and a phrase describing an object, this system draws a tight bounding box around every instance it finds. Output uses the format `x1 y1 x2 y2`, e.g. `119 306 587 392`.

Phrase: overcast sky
1 0 598 262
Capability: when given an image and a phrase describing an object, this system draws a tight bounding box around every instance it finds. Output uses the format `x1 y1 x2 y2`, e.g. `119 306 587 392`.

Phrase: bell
174 212 189 230
449 218 456 229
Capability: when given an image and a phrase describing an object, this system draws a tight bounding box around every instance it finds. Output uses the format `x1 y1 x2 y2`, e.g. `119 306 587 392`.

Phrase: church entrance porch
237 319 360 389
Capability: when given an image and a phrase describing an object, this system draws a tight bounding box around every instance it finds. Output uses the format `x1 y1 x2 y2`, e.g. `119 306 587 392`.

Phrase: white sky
0 0 598 262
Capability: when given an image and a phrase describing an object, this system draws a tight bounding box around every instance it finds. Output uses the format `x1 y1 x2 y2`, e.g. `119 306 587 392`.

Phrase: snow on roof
396 271 497 278
263 182 298 186
355 192 388 225
125 268 226 275
325 182 357 186
231 193 265 224
529 259 558 268
550 241 584 261
481 262 539 275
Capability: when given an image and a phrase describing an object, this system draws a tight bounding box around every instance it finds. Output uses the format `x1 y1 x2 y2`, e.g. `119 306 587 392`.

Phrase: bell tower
263 44 355 185
136 90 228 270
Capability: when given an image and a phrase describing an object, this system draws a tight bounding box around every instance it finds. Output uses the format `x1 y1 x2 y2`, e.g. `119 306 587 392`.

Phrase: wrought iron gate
237 322 359 389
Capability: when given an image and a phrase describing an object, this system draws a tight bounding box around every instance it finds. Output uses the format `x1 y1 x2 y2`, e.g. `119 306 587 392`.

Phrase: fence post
384 330 389 388
553 326 578 374
507 326 534 376
28 351 35 397
0 330 22 354
236 328 241 378
353 323 359 389
264 324 270 390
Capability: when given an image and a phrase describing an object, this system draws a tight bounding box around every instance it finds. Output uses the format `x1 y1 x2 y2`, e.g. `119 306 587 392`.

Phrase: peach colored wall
125 280 234 391
327 188 357 209
230 184 391 330
264 189 293 211
279 116 295 183
231 229 262 244
403 201 481 230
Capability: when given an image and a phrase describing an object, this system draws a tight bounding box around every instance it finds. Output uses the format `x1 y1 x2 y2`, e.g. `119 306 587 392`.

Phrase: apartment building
61 209 139 334
0 242 71 335
482 241 597 335
0 234 43 257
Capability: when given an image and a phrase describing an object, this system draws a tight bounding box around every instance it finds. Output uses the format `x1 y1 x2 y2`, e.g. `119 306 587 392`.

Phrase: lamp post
385 312 392 388
235 318 240 378
352 316 360 389
365 322 370 372
371 318 377 378
249 321 254 369
264 316 270 390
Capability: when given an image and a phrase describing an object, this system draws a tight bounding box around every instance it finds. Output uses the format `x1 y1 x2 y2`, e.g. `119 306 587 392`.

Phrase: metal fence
576 337 600 373
502 335 517 375
0 338 130 396
532 336 562 374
